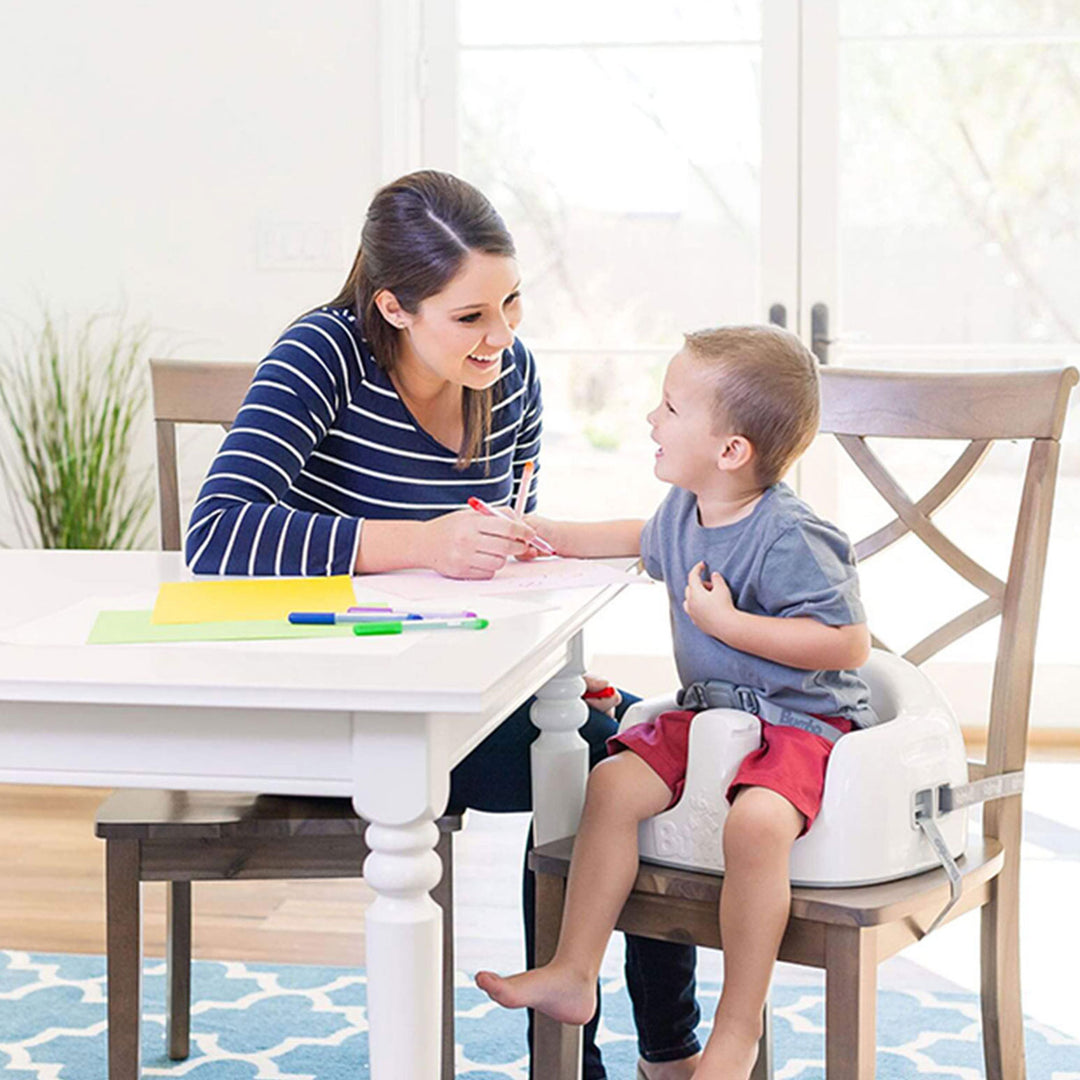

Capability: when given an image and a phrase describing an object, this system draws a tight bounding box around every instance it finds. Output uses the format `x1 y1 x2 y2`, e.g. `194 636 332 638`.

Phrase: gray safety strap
915 812 964 934
915 769 1025 934
678 679 844 744
938 771 1025 812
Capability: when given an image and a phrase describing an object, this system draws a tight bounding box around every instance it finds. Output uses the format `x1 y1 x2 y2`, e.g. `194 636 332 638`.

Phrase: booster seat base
621 652 969 889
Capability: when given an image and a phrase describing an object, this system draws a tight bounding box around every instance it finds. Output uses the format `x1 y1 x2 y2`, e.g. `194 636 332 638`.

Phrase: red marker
467 496 556 555
583 686 617 701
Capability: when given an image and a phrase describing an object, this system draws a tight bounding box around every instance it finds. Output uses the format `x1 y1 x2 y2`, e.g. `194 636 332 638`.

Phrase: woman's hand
683 560 739 641
422 508 536 579
582 673 622 718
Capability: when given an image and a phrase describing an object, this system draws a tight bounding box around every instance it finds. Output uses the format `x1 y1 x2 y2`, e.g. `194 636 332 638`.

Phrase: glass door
802 0 1080 730
453 0 792 519
451 0 795 667
419 1 1078 723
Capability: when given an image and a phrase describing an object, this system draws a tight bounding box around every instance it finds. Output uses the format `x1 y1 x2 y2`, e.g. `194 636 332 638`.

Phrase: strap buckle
736 687 760 714
678 682 709 711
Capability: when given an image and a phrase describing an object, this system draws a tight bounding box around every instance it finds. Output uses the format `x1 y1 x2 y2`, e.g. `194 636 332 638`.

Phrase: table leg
363 816 444 1080
529 630 591 848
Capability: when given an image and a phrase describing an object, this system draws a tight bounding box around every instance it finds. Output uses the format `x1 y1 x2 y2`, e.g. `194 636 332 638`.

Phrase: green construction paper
87 610 357 644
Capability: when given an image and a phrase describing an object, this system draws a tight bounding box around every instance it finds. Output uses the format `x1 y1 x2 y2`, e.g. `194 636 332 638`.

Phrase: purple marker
349 606 478 620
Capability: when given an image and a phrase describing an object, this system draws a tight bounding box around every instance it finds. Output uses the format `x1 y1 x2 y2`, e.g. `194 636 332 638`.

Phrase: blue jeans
448 692 701 1079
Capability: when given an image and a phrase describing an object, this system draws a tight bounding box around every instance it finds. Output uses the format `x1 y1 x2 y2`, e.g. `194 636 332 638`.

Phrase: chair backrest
818 366 1077 850
149 358 256 551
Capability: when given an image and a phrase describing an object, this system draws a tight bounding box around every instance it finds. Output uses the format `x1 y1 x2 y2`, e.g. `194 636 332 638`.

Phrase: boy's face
646 349 729 492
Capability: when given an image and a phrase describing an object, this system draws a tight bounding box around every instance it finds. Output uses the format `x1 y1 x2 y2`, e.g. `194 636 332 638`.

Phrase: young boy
476 325 876 1080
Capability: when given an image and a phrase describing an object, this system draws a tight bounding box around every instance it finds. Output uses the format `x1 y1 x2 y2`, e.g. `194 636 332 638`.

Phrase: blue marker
288 611 423 625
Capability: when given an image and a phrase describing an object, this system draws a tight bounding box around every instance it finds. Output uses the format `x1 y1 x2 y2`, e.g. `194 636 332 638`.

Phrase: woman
186 170 701 1080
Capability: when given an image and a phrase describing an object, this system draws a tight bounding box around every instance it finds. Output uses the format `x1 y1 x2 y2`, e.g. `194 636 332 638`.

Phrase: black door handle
811 302 829 365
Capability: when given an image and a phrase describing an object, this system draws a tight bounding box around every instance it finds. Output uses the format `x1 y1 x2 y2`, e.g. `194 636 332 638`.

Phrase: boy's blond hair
683 325 820 487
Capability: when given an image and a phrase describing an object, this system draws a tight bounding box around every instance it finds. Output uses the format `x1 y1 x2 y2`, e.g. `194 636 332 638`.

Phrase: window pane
839 38 1080 347
841 1 1080 38
835 9 1080 687
460 1 759 46
459 7 763 524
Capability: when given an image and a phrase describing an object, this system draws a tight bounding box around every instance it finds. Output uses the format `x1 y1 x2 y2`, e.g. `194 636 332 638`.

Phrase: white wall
0 0 383 544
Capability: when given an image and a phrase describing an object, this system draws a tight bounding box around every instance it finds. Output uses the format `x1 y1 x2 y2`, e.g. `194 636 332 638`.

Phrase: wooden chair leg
166 881 192 1060
750 1002 773 1080
531 871 581 1080
105 839 142 1080
981 865 1026 1080
825 925 877 1080
433 830 456 1080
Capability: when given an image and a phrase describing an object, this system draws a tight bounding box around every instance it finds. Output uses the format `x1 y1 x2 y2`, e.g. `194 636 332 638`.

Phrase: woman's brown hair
328 170 516 468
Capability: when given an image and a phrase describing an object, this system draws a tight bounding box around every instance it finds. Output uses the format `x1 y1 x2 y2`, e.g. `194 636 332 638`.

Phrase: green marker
353 617 489 636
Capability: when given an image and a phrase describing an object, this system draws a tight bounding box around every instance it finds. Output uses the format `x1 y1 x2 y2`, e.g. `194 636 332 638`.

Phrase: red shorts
607 709 853 834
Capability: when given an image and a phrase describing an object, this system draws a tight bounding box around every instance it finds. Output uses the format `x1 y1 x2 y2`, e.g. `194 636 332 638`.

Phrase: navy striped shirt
185 306 542 576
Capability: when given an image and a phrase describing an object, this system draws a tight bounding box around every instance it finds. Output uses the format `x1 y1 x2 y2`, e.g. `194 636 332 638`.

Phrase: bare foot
692 1022 761 1080
639 1053 701 1079
474 964 595 1025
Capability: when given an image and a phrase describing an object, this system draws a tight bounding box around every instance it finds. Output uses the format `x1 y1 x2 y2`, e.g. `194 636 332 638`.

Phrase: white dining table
0 549 632 1079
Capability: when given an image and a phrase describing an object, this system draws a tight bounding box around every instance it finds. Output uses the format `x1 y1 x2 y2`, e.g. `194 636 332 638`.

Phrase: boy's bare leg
475 751 672 1024
694 787 803 1080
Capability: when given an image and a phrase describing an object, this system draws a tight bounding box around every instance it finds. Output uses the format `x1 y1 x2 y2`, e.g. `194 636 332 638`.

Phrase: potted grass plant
0 308 153 549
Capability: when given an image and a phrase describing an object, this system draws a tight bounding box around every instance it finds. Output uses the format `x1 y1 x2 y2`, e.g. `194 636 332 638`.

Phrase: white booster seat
621 650 970 890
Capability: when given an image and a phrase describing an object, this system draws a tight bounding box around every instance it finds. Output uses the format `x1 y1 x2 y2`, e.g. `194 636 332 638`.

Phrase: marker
353 617 489 636
348 606 478 620
289 611 423 625
513 459 535 519
583 686 617 701
467 496 556 556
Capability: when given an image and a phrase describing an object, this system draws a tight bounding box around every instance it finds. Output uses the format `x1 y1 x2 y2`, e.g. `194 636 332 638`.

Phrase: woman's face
387 251 523 391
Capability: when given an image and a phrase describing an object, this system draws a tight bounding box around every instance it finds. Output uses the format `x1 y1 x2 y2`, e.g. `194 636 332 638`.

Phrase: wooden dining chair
95 358 463 1080
529 365 1078 1080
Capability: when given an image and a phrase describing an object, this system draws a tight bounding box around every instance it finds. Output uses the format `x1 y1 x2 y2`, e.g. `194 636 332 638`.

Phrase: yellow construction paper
151 575 358 625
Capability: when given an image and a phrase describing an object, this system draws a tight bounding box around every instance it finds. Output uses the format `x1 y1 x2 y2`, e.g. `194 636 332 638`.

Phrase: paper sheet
89 610 357 644
0 595 415 656
363 557 650 602
151 574 358 624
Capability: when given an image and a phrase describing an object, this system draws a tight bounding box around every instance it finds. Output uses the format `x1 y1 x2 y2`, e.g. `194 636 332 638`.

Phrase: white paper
363 557 650 602
0 594 417 656
0 593 156 646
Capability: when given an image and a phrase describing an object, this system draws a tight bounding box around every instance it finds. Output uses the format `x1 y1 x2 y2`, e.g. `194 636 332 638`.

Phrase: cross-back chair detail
840 434 1001 661
531 365 1077 1080
822 366 1076 724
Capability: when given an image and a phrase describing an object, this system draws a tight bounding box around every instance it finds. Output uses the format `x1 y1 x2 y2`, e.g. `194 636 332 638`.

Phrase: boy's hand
582 674 622 718
517 514 559 561
684 560 738 640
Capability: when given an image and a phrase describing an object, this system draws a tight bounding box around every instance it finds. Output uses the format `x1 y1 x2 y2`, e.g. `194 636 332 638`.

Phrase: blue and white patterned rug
1 950 1078 1079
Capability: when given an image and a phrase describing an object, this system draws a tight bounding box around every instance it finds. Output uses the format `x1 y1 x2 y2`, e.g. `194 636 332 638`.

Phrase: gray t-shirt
640 482 877 727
